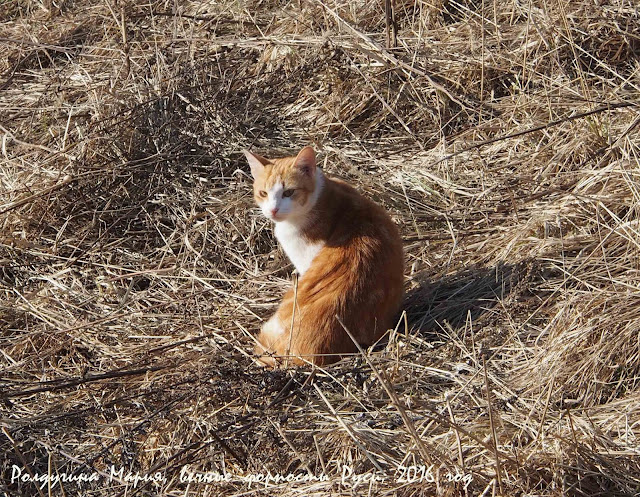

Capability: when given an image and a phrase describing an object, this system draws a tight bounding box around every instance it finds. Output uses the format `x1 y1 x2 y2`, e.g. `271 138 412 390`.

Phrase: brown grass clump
1 0 639 495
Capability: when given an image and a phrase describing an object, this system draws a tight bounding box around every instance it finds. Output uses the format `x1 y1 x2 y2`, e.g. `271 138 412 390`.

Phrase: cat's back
320 176 402 253
304 174 404 289
299 174 404 349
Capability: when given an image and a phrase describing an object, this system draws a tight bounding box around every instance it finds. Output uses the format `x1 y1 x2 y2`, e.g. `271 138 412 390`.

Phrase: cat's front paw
254 316 285 367
253 341 280 368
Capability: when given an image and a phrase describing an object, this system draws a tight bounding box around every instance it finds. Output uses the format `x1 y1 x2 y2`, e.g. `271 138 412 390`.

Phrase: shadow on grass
404 261 535 337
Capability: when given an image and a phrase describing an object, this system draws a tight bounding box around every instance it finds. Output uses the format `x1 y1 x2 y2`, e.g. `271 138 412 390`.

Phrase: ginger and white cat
244 146 404 366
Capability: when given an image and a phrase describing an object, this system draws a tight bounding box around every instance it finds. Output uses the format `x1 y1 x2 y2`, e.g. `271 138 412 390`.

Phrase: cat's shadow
403 261 533 338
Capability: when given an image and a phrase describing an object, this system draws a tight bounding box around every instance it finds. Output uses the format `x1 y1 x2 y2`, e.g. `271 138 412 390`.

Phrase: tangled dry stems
1 0 639 495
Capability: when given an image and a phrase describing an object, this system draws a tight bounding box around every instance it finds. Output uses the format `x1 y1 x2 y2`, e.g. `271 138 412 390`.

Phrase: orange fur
245 147 404 366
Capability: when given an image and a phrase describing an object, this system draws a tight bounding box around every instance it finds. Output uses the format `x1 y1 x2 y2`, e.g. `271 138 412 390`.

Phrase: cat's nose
271 208 279 217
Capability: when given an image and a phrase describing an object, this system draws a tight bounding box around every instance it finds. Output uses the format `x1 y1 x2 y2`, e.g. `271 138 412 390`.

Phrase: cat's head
243 146 322 223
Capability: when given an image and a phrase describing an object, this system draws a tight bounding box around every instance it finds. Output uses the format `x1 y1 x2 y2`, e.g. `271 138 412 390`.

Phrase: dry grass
1 0 639 495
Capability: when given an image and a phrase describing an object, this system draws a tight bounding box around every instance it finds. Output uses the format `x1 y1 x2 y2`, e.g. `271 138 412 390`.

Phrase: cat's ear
293 146 316 176
243 150 270 179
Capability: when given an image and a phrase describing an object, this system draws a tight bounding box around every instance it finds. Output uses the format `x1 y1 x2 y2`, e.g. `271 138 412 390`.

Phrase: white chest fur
274 221 323 276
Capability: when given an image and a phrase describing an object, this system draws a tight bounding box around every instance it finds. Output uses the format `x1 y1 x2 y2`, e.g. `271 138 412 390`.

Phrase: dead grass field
1 0 640 495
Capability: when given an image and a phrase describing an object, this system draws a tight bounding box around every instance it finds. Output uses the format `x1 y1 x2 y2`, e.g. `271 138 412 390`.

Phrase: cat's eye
282 189 295 198
258 190 267 198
